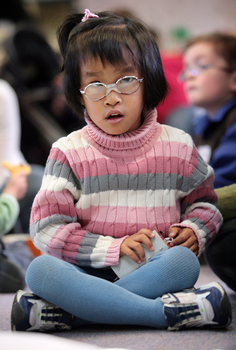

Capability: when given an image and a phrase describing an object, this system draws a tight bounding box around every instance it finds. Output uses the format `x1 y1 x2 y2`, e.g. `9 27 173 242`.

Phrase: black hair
57 11 168 117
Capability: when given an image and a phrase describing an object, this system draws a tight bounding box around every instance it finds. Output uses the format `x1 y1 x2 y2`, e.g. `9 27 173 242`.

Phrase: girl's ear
79 95 85 106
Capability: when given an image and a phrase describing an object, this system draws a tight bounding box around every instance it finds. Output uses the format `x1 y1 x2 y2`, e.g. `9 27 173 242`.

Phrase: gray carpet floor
0 264 235 350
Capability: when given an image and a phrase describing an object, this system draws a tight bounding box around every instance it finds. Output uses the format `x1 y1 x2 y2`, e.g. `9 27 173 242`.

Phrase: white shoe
11 290 73 332
161 282 232 331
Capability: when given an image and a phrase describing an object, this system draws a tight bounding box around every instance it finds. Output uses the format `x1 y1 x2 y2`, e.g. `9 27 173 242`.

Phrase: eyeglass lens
84 77 141 100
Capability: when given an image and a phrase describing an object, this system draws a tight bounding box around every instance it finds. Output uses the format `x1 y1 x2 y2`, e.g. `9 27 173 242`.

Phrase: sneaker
0 240 25 293
161 282 232 331
11 290 74 331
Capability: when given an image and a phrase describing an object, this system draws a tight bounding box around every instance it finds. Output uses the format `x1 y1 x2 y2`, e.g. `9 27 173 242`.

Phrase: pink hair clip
81 9 99 22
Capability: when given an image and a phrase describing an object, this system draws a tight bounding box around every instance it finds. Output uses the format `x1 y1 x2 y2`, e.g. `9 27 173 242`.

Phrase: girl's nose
104 90 122 106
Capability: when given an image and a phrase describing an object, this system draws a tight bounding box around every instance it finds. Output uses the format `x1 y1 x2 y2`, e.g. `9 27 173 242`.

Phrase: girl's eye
90 81 102 85
120 77 134 84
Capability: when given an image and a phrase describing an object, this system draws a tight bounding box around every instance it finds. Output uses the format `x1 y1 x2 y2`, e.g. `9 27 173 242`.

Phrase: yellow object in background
1 161 31 176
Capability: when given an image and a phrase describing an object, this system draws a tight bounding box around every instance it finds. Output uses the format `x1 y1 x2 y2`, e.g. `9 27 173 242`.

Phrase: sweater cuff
105 236 129 266
170 222 203 258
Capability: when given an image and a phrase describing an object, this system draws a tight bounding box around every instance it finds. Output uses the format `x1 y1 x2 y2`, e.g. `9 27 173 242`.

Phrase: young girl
11 9 231 332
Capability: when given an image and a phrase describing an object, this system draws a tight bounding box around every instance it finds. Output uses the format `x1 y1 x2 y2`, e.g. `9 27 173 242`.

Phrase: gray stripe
45 153 209 195
81 169 208 194
45 158 81 189
30 214 77 234
76 231 100 265
186 217 209 236
191 154 209 187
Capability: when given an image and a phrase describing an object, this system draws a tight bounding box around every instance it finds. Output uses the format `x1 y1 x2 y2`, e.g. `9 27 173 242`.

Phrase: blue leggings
26 246 200 329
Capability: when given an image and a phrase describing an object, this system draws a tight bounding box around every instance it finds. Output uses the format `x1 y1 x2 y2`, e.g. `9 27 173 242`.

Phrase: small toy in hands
111 230 173 279
1 161 31 176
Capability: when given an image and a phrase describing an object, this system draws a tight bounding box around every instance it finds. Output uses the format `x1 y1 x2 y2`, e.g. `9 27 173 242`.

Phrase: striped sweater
30 109 222 266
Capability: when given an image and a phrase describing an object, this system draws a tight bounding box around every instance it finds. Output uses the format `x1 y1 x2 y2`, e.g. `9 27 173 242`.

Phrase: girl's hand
168 227 198 255
120 229 155 264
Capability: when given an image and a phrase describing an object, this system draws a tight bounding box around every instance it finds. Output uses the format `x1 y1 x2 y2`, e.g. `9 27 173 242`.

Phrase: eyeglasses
80 76 144 101
179 63 234 81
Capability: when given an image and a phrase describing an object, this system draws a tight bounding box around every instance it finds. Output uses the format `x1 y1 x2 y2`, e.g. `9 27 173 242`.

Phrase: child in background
0 171 27 235
179 33 236 291
180 33 236 294
11 10 231 332
0 78 45 233
0 171 27 292
180 33 236 189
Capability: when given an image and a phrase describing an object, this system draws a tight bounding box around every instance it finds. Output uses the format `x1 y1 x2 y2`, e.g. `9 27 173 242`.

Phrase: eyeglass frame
179 63 235 82
79 76 144 101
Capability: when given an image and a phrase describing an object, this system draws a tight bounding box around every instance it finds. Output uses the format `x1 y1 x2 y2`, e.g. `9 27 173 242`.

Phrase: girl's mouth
106 113 124 124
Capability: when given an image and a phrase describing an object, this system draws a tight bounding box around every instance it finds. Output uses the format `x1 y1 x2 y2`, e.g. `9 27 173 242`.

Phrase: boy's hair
57 11 168 117
184 32 236 71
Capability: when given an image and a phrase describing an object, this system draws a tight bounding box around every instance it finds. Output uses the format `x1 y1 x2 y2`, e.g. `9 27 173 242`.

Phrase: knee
170 246 199 265
152 246 200 273
165 246 200 276
26 255 56 293
168 246 200 288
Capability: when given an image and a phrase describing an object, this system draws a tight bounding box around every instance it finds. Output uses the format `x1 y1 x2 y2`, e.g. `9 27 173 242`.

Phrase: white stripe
41 174 81 199
76 189 180 210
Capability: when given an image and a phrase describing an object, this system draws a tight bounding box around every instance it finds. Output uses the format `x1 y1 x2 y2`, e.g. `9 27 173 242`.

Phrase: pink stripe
183 176 216 204
50 141 196 179
35 189 74 206
31 189 76 222
77 205 180 237
45 223 89 264
184 207 222 237
105 236 127 266
48 223 85 245
48 148 70 166
70 154 194 178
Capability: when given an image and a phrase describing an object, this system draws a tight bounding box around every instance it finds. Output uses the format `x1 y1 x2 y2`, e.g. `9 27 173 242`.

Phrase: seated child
11 10 231 332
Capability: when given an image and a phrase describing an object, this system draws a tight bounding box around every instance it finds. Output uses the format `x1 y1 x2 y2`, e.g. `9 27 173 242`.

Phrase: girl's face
182 42 236 116
79 57 145 135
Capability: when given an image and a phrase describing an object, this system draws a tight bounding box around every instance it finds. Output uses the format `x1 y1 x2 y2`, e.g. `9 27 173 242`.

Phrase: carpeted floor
0 264 235 350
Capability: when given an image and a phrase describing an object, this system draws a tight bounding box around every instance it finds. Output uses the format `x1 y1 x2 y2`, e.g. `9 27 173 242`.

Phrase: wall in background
75 0 236 51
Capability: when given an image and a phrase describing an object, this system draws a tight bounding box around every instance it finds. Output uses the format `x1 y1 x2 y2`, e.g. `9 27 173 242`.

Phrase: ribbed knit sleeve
169 144 223 256
30 109 222 265
30 143 126 267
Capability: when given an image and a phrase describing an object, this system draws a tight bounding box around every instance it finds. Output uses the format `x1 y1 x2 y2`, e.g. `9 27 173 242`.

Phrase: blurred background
0 0 236 166
21 0 236 51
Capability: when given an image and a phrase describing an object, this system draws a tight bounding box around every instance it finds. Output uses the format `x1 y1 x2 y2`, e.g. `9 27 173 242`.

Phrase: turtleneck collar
80 109 161 160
